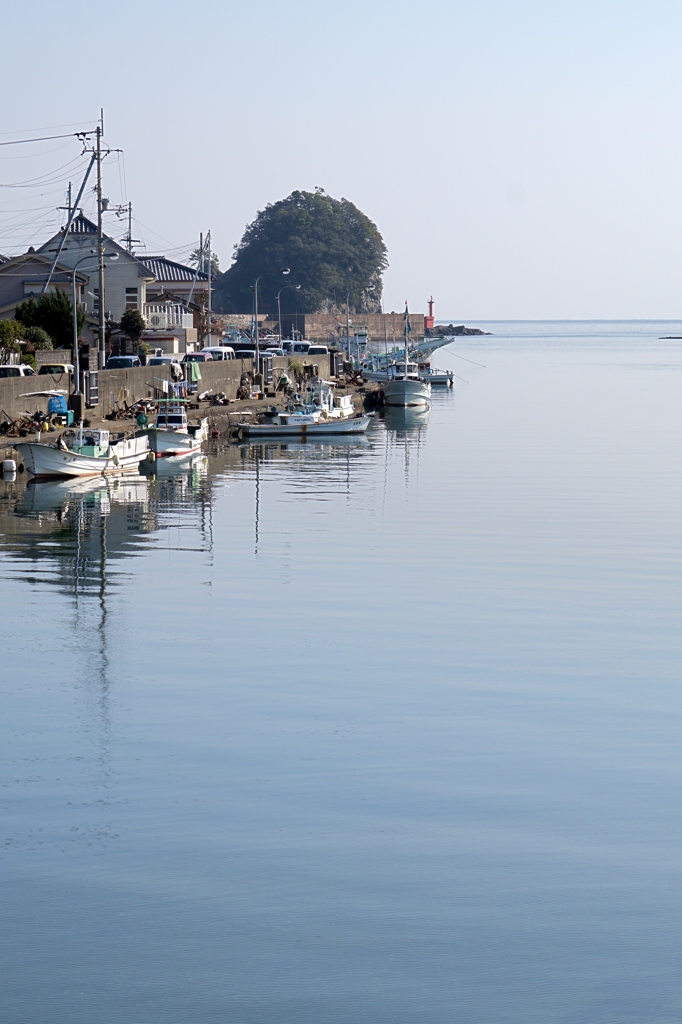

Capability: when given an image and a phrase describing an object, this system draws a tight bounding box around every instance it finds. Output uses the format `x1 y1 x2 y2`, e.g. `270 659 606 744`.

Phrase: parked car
307 345 329 356
0 364 36 378
201 347 235 361
182 352 213 363
38 363 74 375
234 349 255 359
148 355 181 366
263 347 285 357
292 342 311 354
104 356 141 369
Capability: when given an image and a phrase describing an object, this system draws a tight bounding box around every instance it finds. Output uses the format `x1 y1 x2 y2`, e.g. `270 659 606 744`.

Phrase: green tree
119 308 146 342
24 326 53 350
15 291 83 349
214 189 387 315
0 319 24 362
189 247 220 276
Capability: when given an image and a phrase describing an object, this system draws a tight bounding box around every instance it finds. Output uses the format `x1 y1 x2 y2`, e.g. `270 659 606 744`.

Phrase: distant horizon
435 317 682 324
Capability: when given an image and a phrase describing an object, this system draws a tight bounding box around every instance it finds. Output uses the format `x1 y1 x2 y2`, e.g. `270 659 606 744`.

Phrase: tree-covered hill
213 189 387 315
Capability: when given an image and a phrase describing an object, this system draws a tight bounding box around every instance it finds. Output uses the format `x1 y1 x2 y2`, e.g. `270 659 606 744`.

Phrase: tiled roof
140 255 208 283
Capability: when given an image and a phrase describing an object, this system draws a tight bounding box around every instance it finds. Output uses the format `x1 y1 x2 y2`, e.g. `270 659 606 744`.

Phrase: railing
143 304 193 329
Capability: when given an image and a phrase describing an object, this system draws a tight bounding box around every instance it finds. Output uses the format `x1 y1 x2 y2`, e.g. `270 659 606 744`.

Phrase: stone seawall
0 356 330 423
279 312 424 342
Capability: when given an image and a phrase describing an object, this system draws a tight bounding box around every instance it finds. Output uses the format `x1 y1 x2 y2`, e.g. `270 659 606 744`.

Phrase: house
0 250 89 324
36 213 155 333
140 255 209 307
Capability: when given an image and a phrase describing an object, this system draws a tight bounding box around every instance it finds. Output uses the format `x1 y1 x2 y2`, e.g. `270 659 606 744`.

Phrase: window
125 287 138 310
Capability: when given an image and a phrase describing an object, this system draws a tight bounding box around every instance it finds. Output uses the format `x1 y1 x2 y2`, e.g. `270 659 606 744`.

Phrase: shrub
120 308 146 342
24 326 53 350
15 291 83 349
0 319 24 347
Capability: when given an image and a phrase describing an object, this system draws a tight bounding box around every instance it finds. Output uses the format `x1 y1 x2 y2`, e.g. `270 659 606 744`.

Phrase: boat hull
383 379 431 407
421 371 453 386
14 436 150 480
240 414 371 438
144 418 208 457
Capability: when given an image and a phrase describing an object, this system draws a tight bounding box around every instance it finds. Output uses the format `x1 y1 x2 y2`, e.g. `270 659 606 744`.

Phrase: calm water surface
2 321 682 1023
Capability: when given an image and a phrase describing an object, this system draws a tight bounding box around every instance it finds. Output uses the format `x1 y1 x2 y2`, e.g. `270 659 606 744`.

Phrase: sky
1 0 681 320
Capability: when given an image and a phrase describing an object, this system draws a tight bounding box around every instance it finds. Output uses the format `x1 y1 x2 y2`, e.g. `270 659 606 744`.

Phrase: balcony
143 303 193 330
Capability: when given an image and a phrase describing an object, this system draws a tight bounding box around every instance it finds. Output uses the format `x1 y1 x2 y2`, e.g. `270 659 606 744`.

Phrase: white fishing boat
14 427 149 480
418 363 454 386
143 399 208 458
364 359 451 388
382 361 431 407
239 410 371 438
238 379 371 437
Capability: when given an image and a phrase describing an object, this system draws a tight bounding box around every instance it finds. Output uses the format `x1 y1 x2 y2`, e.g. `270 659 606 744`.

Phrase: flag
404 301 412 334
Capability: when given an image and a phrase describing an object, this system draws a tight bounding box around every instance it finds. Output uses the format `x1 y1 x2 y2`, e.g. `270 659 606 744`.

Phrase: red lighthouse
424 296 435 330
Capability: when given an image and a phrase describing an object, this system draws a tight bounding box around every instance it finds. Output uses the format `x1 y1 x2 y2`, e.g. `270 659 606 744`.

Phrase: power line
0 119 97 137
0 130 96 148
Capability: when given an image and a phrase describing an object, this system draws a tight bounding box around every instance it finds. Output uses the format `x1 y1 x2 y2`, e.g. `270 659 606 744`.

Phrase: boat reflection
381 405 431 434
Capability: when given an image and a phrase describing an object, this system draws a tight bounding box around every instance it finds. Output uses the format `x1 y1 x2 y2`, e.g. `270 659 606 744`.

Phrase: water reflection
0 457 213 596
381 405 431 435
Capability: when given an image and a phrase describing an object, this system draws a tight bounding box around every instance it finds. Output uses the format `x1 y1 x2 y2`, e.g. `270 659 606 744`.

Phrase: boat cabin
62 428 110 456
155 401 189 431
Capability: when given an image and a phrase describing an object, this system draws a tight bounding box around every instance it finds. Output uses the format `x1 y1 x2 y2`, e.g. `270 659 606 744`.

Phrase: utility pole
198 232 204 345
57 182 73 222
206 231 212 347
96 113 106 369
123 202 140 253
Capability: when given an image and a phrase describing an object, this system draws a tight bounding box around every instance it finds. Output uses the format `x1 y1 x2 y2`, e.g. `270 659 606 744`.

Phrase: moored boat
142 399 208 457
14 427 149 480
238 377 369 437
239 411 371 438
382 361 431 407
418 363 453 386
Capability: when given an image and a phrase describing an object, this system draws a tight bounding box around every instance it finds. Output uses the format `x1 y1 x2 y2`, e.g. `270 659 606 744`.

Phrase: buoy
148 451 156 462
2 459 16 475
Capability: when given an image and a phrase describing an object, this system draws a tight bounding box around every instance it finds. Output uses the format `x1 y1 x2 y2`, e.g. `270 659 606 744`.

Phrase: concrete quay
0 355 333 427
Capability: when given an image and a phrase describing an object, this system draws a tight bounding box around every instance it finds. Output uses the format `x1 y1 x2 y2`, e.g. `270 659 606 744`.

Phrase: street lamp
71 250 119 394
345 290 353 362
252 268 289 375
276 283 301 342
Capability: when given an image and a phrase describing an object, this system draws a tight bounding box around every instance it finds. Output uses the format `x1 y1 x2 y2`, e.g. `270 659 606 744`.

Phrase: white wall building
37 213 155 331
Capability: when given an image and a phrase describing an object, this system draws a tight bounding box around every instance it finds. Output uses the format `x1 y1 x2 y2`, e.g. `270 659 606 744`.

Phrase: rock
425 324 492 337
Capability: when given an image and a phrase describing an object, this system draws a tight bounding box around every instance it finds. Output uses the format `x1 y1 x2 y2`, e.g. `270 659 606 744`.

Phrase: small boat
382 361 431 407
418 363 453 386
14 426 150 480
239 410 371 438
364 359 451 388
143 399 208 457
238 378 371 437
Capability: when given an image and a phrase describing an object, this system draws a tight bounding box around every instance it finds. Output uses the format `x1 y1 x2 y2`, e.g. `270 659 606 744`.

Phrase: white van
0 364 35 378
308 345 328 356
292 342 311 354
201 346 235 361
